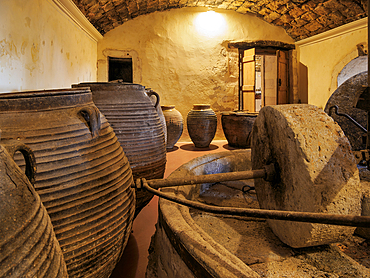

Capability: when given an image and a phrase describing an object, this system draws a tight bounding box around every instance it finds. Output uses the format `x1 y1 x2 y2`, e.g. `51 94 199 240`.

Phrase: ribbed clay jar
0 139 68 278
72 82 166 217
0 88 135 278
187 104 217 148
221 111 258 148
161 105 183 149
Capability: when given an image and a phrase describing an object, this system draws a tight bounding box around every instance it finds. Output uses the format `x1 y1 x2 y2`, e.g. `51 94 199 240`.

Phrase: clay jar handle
146 90 160 108
79 106 102 138
1 140 37 185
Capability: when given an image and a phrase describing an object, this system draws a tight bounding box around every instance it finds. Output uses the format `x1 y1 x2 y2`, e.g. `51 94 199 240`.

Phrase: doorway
240 48 290 112
108 57 133 82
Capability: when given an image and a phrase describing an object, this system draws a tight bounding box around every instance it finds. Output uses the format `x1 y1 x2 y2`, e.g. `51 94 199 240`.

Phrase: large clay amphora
0 139 68 278
187 104 217 148
0 88 135 278
73 82 166 217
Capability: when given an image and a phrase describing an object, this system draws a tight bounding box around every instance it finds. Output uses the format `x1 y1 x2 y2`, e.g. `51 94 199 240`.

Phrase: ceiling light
194 11 227 38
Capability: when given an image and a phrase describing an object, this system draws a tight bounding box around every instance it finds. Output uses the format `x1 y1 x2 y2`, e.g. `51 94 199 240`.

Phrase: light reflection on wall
194 11 227 38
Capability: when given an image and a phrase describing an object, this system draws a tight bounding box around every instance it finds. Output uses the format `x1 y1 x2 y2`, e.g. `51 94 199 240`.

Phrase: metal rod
140 168 267 189
329 105 367 133
141 179 370 227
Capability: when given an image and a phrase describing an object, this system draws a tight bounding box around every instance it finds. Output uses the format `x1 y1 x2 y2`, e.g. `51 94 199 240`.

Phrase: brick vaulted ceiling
72 0 368 41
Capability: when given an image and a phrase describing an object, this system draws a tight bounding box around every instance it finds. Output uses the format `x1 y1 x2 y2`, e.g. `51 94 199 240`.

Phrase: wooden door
277 50 289 104
264 55 277 106
242 48 256 112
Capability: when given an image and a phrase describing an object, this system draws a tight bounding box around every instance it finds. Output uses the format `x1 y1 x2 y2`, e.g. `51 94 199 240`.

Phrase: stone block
304 20 323 32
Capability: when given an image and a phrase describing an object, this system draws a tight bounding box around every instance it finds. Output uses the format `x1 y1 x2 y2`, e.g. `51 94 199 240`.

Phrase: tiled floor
110 140 235 278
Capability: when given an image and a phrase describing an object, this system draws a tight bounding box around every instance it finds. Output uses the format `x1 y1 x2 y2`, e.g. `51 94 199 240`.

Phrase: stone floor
109 140 235 278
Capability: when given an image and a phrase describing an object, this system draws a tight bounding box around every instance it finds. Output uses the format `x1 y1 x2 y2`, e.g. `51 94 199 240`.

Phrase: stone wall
98 7 294 141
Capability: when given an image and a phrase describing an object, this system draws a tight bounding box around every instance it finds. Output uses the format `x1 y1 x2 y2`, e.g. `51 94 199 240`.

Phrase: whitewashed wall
0 0 101 93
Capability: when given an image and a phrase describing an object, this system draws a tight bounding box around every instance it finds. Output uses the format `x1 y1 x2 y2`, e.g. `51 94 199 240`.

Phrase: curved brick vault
72 0 367 41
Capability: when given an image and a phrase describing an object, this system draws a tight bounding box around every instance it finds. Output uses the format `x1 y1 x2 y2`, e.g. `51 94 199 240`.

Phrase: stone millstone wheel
324 71 367 151
251 104 362 248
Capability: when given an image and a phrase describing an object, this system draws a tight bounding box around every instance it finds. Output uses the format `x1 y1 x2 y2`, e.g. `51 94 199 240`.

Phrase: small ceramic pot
161 105 183 149
187 104 217 148
221 111 258 148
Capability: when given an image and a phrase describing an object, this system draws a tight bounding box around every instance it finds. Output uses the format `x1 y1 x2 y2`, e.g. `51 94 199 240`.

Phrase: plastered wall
297 19 367 110
0 0 98 93
98 7 294 141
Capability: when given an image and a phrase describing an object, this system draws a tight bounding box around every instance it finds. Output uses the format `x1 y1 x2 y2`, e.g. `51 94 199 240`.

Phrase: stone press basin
146 150 370 278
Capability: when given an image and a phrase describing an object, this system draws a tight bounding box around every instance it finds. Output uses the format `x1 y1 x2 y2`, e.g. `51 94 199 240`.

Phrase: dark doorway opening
108 57 133 82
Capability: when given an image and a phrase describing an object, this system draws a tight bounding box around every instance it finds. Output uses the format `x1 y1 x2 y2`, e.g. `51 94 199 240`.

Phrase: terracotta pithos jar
161 105 183 149
221 111 258 148
72 82 166 217
0 88 135 278
187 104 217 148
0 139 68 278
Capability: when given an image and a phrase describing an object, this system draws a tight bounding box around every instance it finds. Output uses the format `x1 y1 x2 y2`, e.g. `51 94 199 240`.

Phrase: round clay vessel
73 82 166 217
187 104 217 148
0 88 135 278
161 105 183 149
0 139 68 278
221 111 258 148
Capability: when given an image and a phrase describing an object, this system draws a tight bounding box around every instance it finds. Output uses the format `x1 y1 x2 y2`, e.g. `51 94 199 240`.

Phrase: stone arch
337 56 368 87
329 42 368 96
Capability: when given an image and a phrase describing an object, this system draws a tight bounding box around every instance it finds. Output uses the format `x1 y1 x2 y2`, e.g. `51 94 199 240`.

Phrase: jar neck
161 105 175 110
193 104 211 110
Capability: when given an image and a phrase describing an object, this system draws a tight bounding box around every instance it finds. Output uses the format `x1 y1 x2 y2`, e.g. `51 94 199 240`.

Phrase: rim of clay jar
161 105 176 110
73 81 143 87
72 82 150 104
72 82 145 92
0 87 93 111
192 104 211 110
0 87 91 99
221 110 259 116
